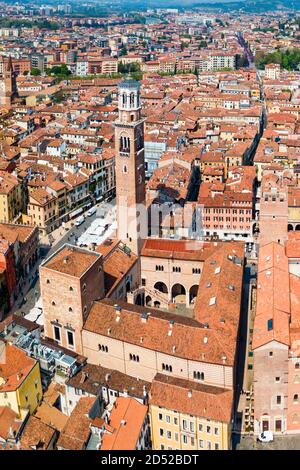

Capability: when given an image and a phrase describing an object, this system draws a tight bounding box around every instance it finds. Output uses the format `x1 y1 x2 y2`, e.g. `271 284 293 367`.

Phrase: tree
119 46 128 57
46 64 71 77
199 40 207 49
236 54 249 69
31 68 41 76
254 48 300 71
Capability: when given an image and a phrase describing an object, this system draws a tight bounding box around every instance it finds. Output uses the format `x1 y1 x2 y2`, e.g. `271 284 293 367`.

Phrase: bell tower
0 56 17 107
115 80 145 255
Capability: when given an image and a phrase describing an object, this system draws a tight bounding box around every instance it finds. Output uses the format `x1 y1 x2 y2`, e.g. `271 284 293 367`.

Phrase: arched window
294 394 299 403
296 363 300 369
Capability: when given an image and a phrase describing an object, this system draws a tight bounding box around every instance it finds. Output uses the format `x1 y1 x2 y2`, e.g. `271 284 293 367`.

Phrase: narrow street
13 199 116 318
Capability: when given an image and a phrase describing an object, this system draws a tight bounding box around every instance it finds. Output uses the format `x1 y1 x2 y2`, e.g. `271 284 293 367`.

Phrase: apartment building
61 363 150 416
0 172 23 223
27 189 59 235
0 341 42 419
149 373 233 450
198 167 256 242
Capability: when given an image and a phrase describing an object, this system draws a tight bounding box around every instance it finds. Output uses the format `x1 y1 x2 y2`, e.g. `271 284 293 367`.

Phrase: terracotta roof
0 406 22 441
252 243 290 350
35 402 68 433
66 363 150 399
149 373 233 423
57 397 94 450
101 397 147 450
141 239 217 261
20 416 57 450
0 341 37 393
41 245 101 278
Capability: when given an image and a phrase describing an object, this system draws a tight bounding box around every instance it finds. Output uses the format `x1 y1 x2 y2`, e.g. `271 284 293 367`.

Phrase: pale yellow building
0 341 43 418
149 374 233 450
27 188 59 235
0 171 23 223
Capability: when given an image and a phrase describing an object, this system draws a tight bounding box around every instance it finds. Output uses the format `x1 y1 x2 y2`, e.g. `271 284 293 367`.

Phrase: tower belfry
115 80 145 255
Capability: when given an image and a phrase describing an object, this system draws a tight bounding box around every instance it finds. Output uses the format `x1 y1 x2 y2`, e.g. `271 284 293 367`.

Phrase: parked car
87 207 97 217
75 215 85 227
257 431 273 443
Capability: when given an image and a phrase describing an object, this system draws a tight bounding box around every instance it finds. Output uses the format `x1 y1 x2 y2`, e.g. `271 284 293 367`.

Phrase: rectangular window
67 331 74 347
276 396 281 405
53 325 61 342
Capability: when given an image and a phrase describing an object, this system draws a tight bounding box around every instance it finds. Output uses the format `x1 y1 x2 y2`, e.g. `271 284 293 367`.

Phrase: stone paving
235 434 300 450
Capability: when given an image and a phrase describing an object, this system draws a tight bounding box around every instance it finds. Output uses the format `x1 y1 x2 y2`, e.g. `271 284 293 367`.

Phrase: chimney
114 304 121 322
141 312 150 323
80 372 88 384
105 373 111 382
187 390 192 398
121 420 126 427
